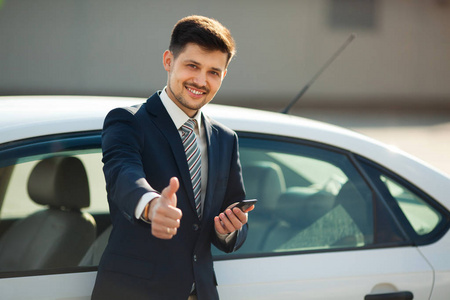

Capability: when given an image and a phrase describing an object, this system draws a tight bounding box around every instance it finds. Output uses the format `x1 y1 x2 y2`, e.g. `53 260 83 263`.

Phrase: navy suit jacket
92 92 247 300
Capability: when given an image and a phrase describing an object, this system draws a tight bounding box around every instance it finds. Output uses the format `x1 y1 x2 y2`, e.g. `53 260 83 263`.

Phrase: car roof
0 95 141 144
1 95 449 204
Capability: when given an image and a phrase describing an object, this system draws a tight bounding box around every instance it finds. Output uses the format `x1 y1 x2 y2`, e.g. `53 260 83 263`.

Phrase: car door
0 133 109 300
213 133 440 300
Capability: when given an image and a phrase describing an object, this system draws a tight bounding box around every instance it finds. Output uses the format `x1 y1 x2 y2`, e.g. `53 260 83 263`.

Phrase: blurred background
0 0 449 174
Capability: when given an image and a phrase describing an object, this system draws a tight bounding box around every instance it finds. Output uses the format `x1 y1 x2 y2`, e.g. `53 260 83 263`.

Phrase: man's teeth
188 87 203 95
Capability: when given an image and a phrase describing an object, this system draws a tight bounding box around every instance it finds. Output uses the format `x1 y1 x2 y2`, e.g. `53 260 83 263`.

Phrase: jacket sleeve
102 107 156 223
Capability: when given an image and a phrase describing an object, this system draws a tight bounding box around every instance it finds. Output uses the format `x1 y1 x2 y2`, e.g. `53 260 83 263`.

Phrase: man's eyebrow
211 66 223 73
185 59 201 65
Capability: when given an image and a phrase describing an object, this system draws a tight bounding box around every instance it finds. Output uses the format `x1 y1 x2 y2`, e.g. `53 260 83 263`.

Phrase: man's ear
163 50 173 71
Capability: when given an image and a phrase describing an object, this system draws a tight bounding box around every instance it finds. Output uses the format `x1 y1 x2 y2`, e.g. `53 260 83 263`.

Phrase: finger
214 216 228 235
160 177 179 206
220 211 239 233
150 198 182 221
232 207 249 223
165 206 183 221
243 205 255 213
227 209 245 229
156 226 177 236
151 223 178 239
151 213 181 229
152 229 174 240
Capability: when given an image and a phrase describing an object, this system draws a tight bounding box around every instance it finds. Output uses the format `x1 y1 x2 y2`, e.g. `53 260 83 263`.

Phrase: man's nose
192 72 207 87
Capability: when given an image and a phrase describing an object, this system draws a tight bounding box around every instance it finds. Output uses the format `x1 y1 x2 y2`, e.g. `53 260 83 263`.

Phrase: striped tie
181 119 202 219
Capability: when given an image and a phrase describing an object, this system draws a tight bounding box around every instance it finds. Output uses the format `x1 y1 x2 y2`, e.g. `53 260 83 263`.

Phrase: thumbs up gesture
146 177 183 239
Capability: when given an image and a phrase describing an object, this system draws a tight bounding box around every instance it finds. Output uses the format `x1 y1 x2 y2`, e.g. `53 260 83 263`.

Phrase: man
92 15 251 300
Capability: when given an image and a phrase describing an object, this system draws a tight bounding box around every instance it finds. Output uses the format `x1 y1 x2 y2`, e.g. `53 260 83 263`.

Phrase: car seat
0 156 96 271
331 180 373 246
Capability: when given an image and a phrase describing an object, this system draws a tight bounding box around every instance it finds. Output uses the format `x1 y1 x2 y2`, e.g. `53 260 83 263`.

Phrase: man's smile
186 85 208 96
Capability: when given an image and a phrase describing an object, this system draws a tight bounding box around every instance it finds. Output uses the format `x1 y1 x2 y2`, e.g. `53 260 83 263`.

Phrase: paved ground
290 108 450 176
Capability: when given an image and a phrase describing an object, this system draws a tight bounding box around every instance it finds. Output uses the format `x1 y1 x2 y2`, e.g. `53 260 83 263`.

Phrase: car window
216 136 376 257
0 135 110 274
381 175 442 236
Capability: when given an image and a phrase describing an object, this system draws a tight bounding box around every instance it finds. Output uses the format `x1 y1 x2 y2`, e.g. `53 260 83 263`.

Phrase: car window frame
0 131 102 168
356 155 450 246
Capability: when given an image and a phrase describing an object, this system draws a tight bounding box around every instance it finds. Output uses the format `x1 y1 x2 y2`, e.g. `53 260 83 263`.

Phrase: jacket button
193 224 200 231
193 255 197 262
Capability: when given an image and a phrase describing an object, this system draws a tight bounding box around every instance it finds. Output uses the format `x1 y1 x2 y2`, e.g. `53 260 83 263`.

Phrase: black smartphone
234 199 257 212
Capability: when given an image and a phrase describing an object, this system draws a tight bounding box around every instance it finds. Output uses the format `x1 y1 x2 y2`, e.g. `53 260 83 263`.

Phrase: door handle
364 291 413 300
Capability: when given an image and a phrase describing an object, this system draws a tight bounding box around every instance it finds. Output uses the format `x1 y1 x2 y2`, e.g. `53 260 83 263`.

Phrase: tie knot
182 119 196 133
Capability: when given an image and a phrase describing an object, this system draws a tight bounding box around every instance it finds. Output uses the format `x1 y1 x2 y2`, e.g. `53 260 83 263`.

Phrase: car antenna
280 33 356 114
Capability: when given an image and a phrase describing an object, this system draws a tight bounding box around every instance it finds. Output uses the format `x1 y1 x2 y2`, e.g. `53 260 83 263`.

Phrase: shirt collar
160 87 202 130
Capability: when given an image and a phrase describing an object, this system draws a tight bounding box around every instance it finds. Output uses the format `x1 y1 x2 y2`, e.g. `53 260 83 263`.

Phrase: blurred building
0 0 449 111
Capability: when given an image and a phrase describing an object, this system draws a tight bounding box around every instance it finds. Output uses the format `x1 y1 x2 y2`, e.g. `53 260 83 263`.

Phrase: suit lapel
144 93 195 205
202 114 219 222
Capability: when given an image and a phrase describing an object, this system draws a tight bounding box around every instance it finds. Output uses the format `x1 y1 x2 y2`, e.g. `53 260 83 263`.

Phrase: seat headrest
334 181 370 233
242 161 286 212
27 156 90 210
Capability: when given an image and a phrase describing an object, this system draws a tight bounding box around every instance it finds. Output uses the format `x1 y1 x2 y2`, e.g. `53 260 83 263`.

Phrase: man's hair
169 15 236 66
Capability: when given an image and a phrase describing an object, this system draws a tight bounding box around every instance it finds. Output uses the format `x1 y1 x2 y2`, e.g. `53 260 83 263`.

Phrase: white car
0 96 449 300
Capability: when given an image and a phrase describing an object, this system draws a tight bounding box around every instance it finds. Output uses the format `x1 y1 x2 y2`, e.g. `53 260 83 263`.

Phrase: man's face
163 43 228 117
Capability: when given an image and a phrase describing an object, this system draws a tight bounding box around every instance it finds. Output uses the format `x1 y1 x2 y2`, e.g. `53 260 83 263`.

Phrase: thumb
160 177 179 206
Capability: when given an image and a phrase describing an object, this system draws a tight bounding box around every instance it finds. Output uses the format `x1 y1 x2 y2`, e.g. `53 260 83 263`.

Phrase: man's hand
146 177 182 239
214 203 254 235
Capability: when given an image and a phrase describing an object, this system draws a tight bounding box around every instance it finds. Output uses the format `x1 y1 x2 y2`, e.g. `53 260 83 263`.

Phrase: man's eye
188 64 197 69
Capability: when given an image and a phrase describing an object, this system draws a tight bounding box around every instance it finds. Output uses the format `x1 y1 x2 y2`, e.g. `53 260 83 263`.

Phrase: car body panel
0 271 96 300
418 233 450 299
215 247 433 300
